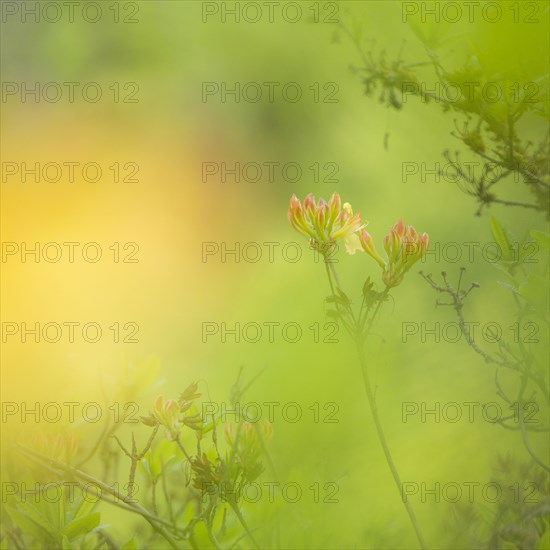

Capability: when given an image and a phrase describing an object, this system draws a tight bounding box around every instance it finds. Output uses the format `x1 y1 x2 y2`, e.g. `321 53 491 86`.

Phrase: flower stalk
288 193 429 549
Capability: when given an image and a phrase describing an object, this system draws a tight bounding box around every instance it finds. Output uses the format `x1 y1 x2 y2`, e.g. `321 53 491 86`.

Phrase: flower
224 421 272 449
33 432 79 464
178 382 204 432
19 431 80 482
224 421 272 482
288 193 365 254
359 219 429 287
151 396 181 440
190 452 223 492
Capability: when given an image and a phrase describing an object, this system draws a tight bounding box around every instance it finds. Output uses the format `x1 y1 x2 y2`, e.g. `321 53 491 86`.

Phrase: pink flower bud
383 233 392 256
359 229 373 247
328 192 341 215
359 229 385 268
394 218 406 237
421 232 429 249
303 193 316 214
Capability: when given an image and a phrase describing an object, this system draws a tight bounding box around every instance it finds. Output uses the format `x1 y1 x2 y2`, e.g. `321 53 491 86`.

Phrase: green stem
355 333 427 549
175 437 192 462
328 260 343 290
323 260 354 334
361 286 390 337
204 507 222 550
324 259 337 295
18 445 182 549
230 502 260 549
320 265 427 548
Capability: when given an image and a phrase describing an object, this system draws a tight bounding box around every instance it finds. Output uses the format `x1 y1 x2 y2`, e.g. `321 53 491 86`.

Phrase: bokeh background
1 1 549 548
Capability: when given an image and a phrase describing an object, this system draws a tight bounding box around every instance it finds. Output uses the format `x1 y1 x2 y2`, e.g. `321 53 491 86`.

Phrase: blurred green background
1 1 549 548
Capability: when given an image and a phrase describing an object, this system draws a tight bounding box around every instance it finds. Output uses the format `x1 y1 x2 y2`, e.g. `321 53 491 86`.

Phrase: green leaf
326 293 350 307
491 263 517 282
39 493 62 534
142 438 178 479
61 512 100 541
15 500 53 535
73 497 96 521
58 491 65 534
4 506 52 544
325 309 341 319
536 518 549 549
531 229 549 251
199 418 214 435
61 534 72 550
120 538 137 550
496 280 519 294
519 273 550 321
489 216 512 263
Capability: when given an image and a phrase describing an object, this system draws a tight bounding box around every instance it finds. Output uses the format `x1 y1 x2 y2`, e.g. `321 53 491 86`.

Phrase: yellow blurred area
1 2 548 549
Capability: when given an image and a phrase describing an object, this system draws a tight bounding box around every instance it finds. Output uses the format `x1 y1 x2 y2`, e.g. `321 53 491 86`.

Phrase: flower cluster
359 219 429 287
288 193 364 254
190 452 224 494
148 396 181 439
224 421 273 483
288 194 429 287
141 382 203 440
190 421 272 504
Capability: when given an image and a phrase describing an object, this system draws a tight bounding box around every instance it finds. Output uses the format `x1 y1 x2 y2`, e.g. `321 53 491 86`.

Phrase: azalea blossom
151 396 181 440
288 193 365 254
359 219 429 287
